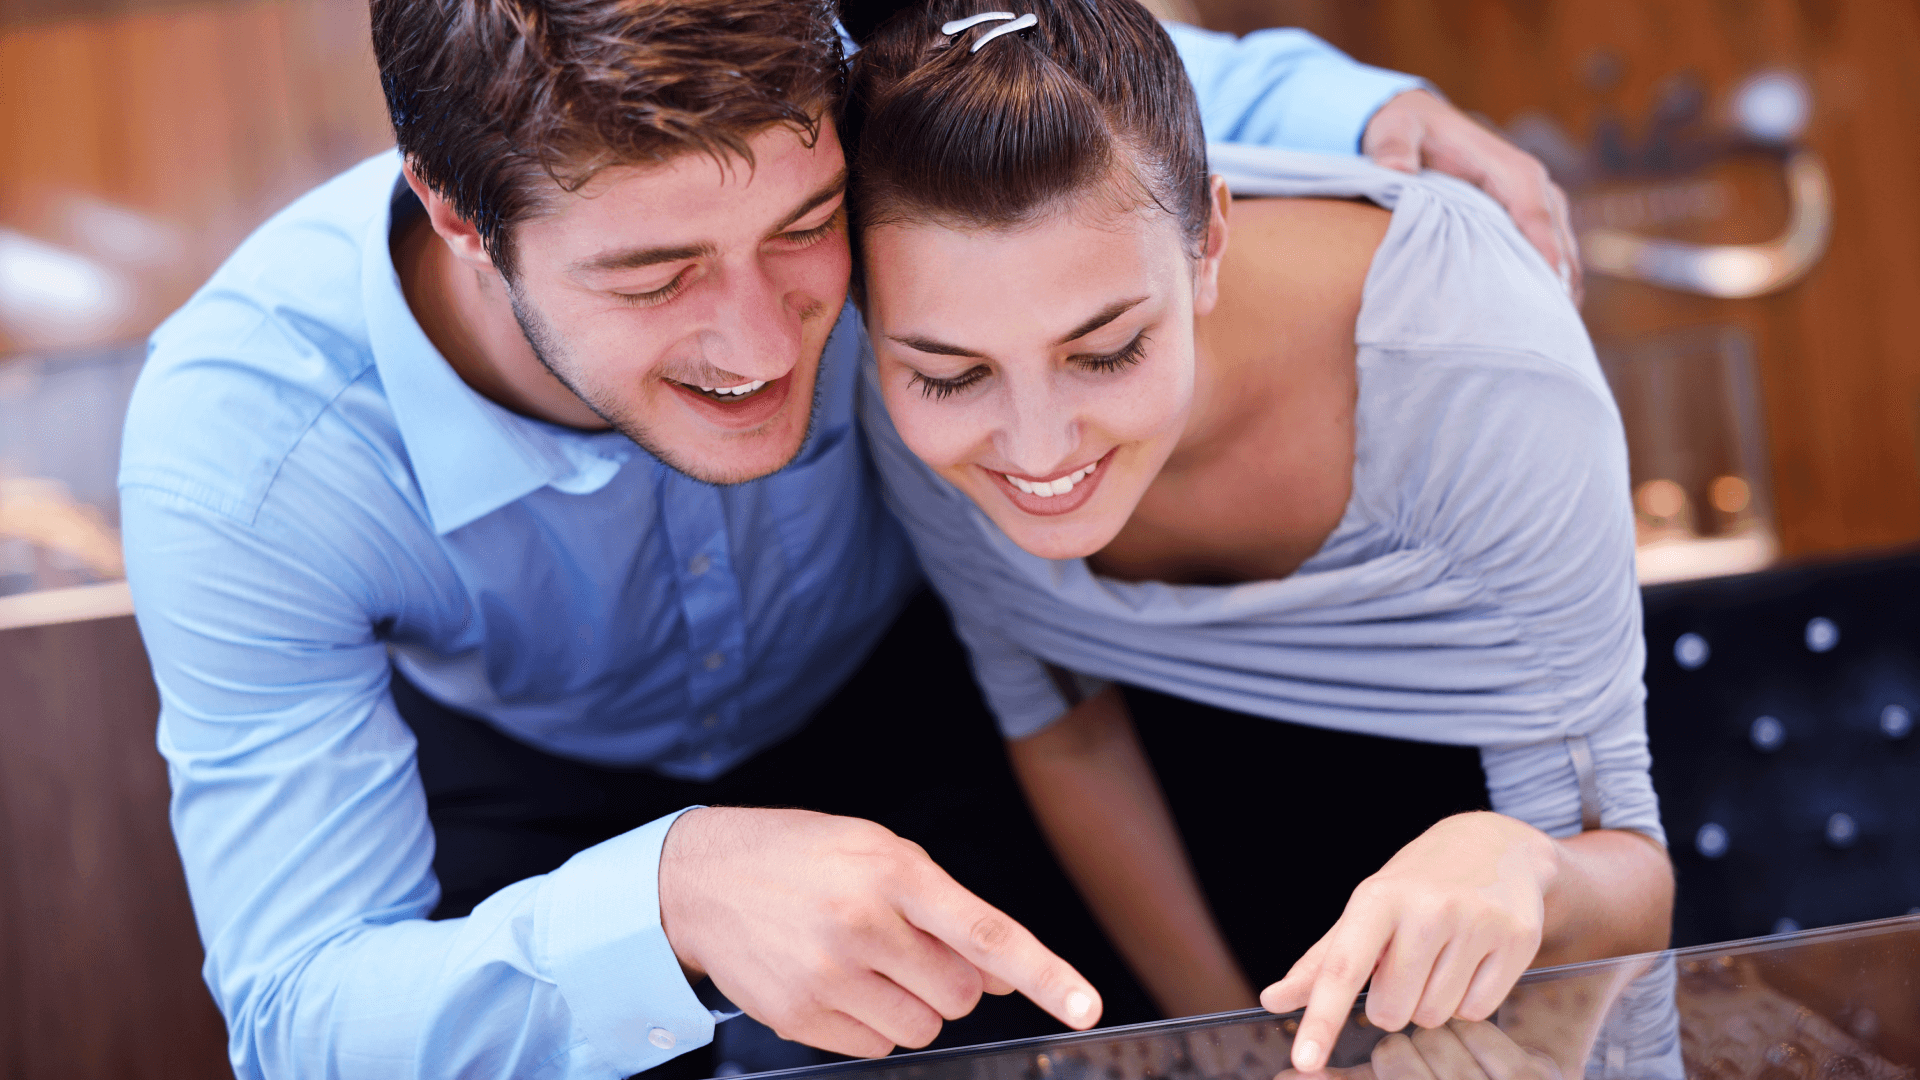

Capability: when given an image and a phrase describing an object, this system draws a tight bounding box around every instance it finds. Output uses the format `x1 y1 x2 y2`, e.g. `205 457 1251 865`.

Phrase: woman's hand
1260 812 1560 1072
1275 1019 1563 1080
1363 89 1581 301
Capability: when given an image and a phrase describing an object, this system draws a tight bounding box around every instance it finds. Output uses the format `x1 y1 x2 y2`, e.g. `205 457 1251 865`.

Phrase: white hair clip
941 10 1038 52
941 11 1014 33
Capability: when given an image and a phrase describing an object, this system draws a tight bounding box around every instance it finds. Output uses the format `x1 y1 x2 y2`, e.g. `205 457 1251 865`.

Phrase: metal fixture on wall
1581 147 1830 298
1511 68 1831 299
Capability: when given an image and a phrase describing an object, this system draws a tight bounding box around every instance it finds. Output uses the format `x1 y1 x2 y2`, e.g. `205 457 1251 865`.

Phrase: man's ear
1191 174 1231 317
401 160 499 273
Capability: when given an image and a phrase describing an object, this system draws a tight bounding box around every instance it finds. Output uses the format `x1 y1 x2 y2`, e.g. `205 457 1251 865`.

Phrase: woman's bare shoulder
1228 194 1391 247
1213 196 1390 351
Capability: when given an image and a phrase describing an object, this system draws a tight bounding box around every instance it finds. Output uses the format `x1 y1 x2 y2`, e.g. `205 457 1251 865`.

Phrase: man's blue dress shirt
119 27 1417 1080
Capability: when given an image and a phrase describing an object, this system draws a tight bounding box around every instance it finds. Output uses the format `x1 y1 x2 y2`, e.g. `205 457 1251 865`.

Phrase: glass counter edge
736 912 1920 1080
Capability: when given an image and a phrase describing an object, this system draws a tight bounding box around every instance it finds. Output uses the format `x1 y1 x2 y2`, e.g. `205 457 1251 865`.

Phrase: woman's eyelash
1075 332 1148 372
910 333 1148 401
910 366 989 400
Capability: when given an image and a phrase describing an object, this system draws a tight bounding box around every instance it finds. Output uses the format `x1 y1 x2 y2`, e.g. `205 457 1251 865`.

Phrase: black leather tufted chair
1643 549 1920 946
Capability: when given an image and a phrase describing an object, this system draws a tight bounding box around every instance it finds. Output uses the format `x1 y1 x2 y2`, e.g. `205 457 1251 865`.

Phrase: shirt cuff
540 807 713 1076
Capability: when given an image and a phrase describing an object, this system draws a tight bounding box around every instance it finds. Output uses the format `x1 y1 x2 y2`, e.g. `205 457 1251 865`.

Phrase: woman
843 0 1675 1071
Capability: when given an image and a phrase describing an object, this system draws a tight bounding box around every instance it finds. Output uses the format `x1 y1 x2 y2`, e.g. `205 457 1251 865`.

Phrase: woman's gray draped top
857 147 1663 845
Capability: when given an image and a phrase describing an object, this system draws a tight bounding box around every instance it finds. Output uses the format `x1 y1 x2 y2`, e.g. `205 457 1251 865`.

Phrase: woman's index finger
1292 908 1399 1071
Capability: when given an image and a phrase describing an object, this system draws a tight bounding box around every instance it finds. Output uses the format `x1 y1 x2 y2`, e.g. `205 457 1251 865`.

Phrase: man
119 0 1580 1077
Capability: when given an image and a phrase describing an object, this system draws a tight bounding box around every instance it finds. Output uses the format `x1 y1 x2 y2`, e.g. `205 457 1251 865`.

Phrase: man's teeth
1004 460 1097 498
697 380 767 397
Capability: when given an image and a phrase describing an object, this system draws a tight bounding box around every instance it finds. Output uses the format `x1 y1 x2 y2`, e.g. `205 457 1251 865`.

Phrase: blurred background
2 0 1918 1076
6 0 1919 606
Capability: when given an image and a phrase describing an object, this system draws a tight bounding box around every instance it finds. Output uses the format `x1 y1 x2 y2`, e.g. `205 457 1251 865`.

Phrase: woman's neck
1173 303 1277 471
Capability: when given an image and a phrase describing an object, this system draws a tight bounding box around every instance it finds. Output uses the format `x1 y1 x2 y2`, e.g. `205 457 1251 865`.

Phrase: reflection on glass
745 917 1920 1080
1599 327 1777 585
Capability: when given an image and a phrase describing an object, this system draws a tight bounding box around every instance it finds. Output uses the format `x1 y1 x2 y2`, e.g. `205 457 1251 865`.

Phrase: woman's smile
984 448 1115 516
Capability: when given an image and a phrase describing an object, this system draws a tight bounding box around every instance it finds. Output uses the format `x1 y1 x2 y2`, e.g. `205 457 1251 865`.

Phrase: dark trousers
393 590 1488 1075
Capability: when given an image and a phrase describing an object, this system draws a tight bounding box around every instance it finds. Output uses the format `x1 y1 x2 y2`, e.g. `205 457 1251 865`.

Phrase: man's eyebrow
569 168 848 275
771 168 849 234
572 242 715 274
887 296 1149 359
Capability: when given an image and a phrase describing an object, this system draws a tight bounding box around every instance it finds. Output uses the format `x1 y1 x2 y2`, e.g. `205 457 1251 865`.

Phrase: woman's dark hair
844 0 1210 257
372 0 844 278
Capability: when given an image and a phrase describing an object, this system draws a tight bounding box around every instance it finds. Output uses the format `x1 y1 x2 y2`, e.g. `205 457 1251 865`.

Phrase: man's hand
1364 89 1581 301
1260 812 1559 1073
658 807 1103 1058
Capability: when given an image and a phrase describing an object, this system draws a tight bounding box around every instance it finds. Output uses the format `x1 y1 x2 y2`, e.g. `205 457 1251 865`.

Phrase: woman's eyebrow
1055 296 1148 345
889 296 1150 359
889 334 985 358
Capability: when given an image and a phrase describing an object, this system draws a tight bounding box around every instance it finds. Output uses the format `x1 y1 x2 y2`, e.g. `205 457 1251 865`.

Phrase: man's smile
679 378 772 401
665 373 795 430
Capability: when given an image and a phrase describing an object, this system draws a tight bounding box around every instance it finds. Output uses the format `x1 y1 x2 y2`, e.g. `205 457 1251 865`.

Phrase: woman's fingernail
1295 1039 1322 1068
1066 991 1093 1021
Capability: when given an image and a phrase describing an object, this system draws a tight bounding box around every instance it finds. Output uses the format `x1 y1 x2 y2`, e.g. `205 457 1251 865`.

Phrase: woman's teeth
1004 460 1097 498
698 380 767 397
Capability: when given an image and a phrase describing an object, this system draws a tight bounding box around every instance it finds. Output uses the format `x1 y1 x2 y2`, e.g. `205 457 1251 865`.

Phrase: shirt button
703 713 720 729
648 1027 676 1050
688 553 711 576
704 651 724 671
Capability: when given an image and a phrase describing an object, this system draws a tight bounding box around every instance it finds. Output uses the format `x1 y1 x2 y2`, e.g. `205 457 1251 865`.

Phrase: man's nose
697 261 808 381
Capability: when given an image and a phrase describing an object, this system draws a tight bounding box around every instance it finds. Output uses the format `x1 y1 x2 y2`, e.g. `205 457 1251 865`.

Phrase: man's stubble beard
504 285 825 487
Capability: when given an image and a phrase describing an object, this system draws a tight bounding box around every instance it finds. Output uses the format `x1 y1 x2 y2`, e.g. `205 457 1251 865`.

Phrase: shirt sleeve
1466 370 1661 848
1364 346 1663 847
1164 22 1424 155
936 570 1111 741
122 466 717 1079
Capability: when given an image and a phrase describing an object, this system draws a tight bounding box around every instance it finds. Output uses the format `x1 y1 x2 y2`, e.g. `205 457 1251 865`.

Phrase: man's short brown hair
372 0 845 277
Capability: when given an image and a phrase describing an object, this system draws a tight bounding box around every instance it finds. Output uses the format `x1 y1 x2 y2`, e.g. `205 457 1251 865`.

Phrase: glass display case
751 916 1920 1080
1598 328 1778 587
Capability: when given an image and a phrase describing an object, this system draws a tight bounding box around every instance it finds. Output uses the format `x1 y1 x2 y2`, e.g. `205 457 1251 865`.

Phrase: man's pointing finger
897 871 1103 1030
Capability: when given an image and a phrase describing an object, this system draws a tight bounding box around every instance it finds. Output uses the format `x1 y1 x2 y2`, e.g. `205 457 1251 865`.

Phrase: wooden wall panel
1190 0 1920 561
0 615 228 1078
8 0 1913 559
0 0 392 356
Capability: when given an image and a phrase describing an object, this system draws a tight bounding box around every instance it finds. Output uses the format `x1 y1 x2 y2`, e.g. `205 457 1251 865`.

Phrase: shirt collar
360 159 634 535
